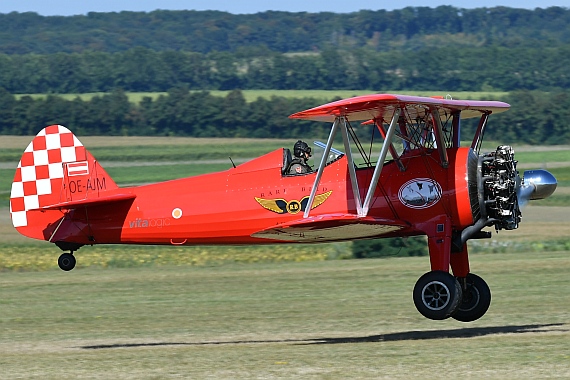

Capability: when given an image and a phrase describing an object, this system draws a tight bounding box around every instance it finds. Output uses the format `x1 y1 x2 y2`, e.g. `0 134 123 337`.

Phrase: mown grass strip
0 250 568 378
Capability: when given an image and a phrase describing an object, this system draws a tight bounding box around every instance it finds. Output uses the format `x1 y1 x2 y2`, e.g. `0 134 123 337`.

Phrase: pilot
288 140 312 174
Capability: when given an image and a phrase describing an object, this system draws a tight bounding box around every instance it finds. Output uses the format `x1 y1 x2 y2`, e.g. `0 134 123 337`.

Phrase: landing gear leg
414 217 462 320
58 252 76 271
450 243 492 321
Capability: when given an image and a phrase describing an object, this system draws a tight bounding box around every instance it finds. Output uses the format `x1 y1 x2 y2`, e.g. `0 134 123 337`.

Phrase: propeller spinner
519 169 558 201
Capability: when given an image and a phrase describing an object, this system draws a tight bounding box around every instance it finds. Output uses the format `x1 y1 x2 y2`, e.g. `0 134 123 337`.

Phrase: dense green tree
0 89 569 143
1 45 569 93
0 87 16 130
0 7 569 54
220 89 247 136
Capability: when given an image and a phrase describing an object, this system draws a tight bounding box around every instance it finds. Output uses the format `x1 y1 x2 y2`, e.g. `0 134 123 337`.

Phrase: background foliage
1 88 569 143
0 46 569 93
0 7 568 142
0 7 569 54
0 7 569 94
352 236 428 258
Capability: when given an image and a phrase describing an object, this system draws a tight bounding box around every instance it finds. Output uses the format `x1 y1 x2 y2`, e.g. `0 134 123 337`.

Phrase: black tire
452 273 491 322
58 253 76 271
413 271 462 320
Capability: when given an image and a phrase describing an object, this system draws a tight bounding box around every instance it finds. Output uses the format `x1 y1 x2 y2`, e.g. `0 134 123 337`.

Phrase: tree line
1 46 569 94
1 88 568 144
0 7 568 54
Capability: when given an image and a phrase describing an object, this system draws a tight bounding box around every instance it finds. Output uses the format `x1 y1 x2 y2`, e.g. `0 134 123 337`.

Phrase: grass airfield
1 252 569 379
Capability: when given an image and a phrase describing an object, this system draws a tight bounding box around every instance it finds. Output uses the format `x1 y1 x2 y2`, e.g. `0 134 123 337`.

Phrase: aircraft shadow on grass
80 323 567 350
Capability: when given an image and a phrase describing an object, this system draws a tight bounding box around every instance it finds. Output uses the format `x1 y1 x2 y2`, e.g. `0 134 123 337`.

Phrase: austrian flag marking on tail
66 161 89 177
9 125 85 228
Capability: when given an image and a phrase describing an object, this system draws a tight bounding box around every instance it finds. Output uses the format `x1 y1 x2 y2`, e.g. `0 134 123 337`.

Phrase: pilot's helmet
294 140 311 158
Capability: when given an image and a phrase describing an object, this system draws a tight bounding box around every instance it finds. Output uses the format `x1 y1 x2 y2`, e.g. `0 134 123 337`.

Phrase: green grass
0 148 26 163
0 251 568 378
530 193 570 206
514 150 570 165
0 168 14 187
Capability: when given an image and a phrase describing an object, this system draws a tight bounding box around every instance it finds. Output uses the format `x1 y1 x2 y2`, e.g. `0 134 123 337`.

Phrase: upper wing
251 213 409 242
289 93 510 122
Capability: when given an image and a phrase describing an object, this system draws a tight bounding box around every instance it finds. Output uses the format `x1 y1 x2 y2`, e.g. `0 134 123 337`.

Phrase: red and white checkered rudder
9 125 119 240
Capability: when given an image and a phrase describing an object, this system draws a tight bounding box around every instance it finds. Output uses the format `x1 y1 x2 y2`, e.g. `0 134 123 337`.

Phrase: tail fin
10 125 119 239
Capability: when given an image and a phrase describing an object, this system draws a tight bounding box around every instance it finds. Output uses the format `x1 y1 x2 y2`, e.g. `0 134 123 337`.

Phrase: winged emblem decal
255 191 332 214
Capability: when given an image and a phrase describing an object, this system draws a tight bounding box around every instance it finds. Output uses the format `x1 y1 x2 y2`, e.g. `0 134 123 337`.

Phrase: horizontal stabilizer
252 213 408 242
41 192 136 210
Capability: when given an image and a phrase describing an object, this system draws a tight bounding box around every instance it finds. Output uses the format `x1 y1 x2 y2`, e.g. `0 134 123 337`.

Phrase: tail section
10 125 121 240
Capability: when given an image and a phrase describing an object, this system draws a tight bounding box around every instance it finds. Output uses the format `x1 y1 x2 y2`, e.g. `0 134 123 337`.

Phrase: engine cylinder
477 145 521 231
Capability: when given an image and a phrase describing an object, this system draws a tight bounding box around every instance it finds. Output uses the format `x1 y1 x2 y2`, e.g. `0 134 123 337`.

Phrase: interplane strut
304 108 402 218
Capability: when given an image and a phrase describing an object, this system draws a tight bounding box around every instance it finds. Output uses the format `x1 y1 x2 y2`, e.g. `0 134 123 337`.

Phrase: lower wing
251 213 409 242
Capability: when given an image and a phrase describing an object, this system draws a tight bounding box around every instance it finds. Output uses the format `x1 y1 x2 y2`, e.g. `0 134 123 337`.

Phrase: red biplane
10 94 557 321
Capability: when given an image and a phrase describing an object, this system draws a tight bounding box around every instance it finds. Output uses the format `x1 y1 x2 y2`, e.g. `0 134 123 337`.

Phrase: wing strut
304 118 340 218
304 108 401 218
471 112 490 153
341 117 363 216
431 109 449 168
375 120 405 172
361 108 401 217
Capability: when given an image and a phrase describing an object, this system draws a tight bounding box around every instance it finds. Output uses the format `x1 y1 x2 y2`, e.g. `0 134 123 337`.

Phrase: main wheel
413 271 462 320
58 253 76 271
452 273 491 322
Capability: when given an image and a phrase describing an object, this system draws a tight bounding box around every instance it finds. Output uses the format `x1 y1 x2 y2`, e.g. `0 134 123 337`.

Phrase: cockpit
282 141 344 176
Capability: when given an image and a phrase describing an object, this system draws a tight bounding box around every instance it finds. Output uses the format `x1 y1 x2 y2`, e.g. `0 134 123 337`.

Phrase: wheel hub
422 281 451 310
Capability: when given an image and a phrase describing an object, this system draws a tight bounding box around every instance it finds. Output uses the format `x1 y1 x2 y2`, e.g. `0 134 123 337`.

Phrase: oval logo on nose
398 178 442 209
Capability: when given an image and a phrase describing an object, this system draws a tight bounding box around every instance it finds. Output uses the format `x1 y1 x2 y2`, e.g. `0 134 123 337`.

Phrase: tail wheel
452 273 491 322
413 271 462 320
58 252 76 271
